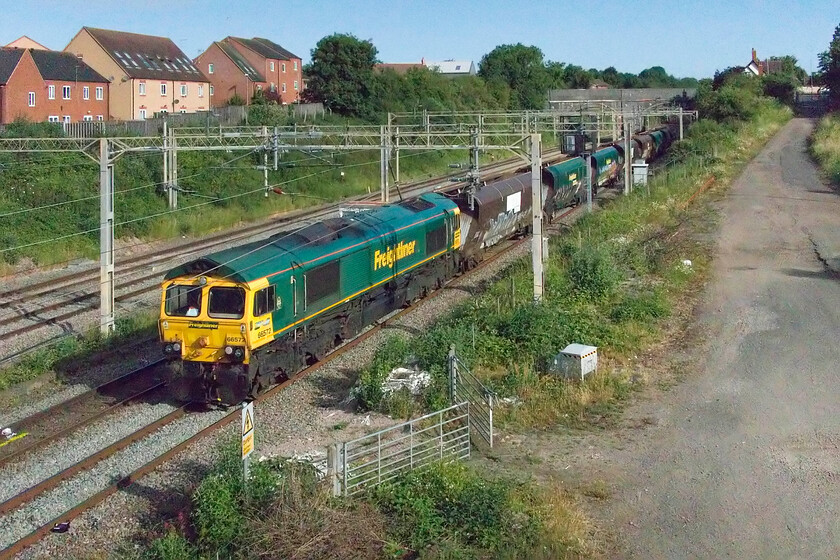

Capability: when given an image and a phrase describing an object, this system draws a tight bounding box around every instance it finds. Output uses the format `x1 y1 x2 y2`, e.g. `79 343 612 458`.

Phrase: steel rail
0 359 167 471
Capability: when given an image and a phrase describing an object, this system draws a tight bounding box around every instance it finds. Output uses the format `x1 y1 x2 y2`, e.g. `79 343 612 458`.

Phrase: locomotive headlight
199 276 207 286
164 344 173 353
173 342 181 352
233 347 244 359
224 346 234 355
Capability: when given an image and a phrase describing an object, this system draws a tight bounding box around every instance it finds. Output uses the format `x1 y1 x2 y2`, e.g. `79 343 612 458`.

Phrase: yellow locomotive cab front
159 276 256 402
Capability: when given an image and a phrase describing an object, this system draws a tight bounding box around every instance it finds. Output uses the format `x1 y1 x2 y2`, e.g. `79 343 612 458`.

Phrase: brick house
65 27 210 120
0 47 109 124
195 37 301 105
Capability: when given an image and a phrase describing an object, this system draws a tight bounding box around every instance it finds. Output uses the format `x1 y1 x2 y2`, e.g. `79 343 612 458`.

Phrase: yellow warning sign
243 409 253 434
241 401 255 460
242 431 254 458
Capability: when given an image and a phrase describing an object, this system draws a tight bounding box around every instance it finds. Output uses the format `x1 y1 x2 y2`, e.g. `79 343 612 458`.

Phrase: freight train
158 123 679 404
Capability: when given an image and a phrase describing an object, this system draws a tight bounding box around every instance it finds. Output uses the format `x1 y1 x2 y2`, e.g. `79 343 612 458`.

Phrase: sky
1 0 837 79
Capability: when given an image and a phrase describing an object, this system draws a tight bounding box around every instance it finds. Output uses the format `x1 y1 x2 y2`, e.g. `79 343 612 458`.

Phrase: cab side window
254 285 276 316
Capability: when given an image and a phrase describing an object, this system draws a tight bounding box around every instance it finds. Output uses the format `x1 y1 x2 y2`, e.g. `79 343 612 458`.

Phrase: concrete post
99 138 115 335
530 133 544 302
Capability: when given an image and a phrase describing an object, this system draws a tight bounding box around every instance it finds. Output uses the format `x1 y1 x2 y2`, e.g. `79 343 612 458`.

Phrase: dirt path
574 118 840 558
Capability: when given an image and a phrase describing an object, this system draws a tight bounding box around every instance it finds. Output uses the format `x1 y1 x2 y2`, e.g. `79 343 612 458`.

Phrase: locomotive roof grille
400 198 436 212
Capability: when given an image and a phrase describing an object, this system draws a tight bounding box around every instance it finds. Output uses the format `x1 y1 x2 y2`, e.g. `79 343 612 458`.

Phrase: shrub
144 530 196 560
355 335 410 410
567 244 622 298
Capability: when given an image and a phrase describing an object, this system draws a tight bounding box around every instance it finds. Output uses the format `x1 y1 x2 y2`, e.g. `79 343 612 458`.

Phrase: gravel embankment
14 234 536 559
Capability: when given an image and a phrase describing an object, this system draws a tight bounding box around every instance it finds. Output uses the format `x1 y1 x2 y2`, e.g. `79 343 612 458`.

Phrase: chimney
421 57 425 66
752 48 757 62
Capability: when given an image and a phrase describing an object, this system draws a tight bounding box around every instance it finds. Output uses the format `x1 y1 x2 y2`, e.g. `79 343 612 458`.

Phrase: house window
48 115 59 122
281 83 286 93
209 85 214 96
63 115 71 123
208 63 214 74
198 85 204 97
180 84 187 97
48 85 55 99
28 92 35 107
294 80 299 91
293 61 298 71
270 82 275 92
281 63 286 73
97 115 104 121
270 61 275 71
62 86 71 99
139 82 146 95
96 86 103 100
139 109 147 119
160 83 167 96
83 115 93 121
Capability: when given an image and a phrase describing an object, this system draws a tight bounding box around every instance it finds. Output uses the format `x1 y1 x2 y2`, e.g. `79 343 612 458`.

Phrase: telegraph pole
99 138 115 334
530 133 543 302
624 117 631 195
162 121 168 207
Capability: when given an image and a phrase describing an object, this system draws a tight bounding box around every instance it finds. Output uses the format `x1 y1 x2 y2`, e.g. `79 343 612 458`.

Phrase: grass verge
811 112 840 186
135 439 592 560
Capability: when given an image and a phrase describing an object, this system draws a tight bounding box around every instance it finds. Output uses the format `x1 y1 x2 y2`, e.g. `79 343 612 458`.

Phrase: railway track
0 149 563 362
0 219 544 559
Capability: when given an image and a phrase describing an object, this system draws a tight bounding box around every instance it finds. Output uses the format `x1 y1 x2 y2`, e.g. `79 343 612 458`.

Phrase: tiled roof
229 37 299 61
217 42 264 82
30 49 109 83
0 48 24 84
83 27 208 81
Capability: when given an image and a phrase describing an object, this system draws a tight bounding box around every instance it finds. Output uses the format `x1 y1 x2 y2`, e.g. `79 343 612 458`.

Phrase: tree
303 34 378 117
562 64 592 89
818 23 840 108
478 44 551 109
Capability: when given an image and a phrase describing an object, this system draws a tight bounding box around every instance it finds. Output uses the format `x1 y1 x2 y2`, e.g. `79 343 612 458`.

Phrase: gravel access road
593 118 840 558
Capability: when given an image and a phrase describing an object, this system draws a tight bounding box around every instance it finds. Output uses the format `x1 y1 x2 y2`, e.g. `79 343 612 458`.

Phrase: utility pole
530 133 543 303
273 126 279 170
379 125 389 203
468 127 480 210
394 126 400 186
624 117 631 195
162 120 168 206
679 106 684 140
99 138 115 335
170 128 178 209
586 149 593 213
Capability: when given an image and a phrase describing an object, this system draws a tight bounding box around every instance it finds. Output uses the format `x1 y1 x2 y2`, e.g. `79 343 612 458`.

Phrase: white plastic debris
359 414 371 426
682 259 692 268
285 451 329 480
500 396 523 407
381 366 431 397
1 427 14 439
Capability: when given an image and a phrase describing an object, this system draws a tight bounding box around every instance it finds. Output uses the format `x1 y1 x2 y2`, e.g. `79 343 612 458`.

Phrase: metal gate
448 346 496 447
335 402 470 496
